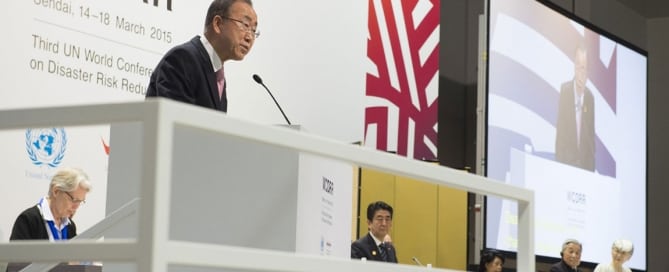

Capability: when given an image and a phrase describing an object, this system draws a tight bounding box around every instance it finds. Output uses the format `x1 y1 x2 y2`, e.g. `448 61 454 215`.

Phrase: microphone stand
252 74 292 125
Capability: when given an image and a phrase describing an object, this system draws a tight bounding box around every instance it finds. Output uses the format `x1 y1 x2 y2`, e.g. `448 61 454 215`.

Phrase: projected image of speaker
484 0 647 270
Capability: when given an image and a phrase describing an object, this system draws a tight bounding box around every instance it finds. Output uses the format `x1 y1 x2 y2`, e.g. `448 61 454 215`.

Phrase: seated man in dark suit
551 239 583 272
351 201 398 263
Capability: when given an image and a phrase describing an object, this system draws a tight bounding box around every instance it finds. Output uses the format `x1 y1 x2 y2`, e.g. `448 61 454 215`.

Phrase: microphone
411 256 423 266
252 74 292 125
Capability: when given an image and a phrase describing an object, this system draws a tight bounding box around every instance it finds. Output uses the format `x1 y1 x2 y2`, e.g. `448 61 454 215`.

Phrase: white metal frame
0 99 534 271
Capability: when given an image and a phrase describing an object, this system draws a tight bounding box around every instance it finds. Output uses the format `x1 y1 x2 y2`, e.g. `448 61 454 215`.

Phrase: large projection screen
486 0 647 270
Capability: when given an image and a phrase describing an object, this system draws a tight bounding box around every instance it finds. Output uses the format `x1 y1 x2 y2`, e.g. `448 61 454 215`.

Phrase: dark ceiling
616 0 669 19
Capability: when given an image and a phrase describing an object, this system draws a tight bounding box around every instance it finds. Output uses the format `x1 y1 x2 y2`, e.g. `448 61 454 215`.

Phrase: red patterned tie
216 68 225 99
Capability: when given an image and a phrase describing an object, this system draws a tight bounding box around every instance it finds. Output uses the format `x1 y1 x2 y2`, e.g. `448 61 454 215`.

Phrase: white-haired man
551 239 583 272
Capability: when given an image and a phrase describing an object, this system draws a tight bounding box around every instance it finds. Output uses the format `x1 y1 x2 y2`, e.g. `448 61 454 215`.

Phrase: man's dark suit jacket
146 36 227 112
9 205 77 240
351 233 398 263
550 260 579 272
555 80 595 171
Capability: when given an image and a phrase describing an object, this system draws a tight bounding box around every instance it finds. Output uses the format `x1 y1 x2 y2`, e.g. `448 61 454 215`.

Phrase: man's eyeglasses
223 17 260 39
373 217 392 222
63 191 86 205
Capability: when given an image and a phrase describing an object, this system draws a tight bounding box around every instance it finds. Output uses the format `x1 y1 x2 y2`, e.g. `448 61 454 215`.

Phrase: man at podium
146 0 259 112
351 201 398 263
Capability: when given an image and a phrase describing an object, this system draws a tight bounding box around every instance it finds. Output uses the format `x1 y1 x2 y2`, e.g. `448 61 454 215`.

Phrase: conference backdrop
364 0 440 161
0 0 370 243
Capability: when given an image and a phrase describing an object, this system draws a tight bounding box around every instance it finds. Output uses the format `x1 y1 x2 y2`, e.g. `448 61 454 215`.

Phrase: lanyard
39 198 68 240
46 220 68 240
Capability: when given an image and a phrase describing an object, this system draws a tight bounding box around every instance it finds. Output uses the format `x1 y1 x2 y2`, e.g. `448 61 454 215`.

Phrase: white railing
0 99 534 271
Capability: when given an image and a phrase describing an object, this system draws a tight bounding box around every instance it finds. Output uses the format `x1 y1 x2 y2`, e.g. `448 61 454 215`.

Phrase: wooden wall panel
356 168 467 269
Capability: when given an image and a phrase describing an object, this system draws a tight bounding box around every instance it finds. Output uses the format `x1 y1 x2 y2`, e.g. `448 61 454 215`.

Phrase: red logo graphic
364 0 440 160
101 137 110 155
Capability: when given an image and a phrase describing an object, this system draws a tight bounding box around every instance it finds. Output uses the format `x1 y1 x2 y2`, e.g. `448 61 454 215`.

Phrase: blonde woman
594 239 633 272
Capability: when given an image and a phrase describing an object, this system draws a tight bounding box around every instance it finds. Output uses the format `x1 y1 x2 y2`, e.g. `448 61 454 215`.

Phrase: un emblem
25 128 67 167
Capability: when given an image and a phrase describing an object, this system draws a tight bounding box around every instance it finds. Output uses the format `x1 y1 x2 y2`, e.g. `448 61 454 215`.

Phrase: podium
105 111 353 271
0 99 535 272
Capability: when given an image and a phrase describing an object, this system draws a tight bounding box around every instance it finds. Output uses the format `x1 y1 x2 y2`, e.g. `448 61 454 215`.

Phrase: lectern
105 107 353 271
